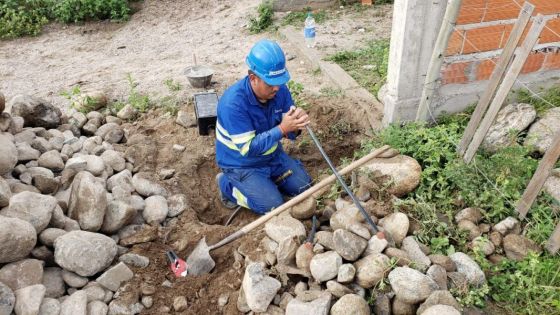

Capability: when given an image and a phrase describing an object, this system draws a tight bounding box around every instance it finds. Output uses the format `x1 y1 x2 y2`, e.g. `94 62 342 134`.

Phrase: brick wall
441 0 560 85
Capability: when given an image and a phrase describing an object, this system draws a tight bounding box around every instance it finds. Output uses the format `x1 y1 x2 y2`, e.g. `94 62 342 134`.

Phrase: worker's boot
216 173 238 209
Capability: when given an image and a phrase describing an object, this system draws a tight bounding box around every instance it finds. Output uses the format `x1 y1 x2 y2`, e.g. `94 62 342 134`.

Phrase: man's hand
279 107 310 134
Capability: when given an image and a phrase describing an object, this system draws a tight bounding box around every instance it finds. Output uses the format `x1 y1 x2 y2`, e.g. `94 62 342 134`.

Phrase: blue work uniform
215 76 312 214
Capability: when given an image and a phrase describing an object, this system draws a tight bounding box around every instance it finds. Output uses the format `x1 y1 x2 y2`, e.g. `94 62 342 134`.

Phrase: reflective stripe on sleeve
262 142 278 155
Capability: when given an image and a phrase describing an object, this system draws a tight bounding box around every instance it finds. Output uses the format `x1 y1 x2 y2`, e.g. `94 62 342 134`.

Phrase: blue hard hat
246 39 291 86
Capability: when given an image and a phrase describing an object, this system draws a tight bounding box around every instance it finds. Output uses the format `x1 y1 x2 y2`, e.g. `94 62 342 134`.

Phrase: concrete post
381 0 448 124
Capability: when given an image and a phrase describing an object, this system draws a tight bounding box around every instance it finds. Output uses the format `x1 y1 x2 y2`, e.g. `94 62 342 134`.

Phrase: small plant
329 120 352 141
163 78 182 92
248 1 274 34
451 283 490 308
515 87 560 116
281 8 328 26
319 87 343 97
312 67 322 76
61 85 103 114
287 80 310 110
158 78 183 116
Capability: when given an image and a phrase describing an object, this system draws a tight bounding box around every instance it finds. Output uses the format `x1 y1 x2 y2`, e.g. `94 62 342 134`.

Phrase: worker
215 39 312 214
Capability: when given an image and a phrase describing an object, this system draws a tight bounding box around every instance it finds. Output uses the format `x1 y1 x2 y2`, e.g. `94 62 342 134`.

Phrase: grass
327 39 390 97
281 9 329 26
515 86 560 116
355 87 560 313
248 1 274 34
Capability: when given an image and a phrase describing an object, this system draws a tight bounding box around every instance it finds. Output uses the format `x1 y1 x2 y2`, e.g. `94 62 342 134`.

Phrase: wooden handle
240 145 390 234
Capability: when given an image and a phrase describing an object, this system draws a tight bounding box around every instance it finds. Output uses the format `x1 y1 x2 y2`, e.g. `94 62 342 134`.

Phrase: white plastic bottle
304 12 316 48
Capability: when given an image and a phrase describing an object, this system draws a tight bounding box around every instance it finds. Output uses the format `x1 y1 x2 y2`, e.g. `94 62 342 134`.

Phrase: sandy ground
0 0 392 112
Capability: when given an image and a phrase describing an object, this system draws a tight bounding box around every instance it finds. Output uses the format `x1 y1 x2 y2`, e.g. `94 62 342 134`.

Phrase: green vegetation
248 1 274 34
287 80 310 110
159 78 183 116
357 87 560 314
61 85 100 114
281 9 328 26
319 87 343 97
516 86 560 116
1 0 132 39
327 39 390 97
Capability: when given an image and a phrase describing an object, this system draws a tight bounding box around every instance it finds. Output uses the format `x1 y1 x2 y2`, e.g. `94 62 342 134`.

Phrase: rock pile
233 155 543 314
0 93 189 315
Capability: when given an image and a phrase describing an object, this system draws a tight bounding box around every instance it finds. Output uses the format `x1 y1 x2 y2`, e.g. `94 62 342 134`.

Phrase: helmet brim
261 70 291 86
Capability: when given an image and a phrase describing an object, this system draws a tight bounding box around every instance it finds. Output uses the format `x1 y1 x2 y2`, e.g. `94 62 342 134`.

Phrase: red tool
166 251 188 277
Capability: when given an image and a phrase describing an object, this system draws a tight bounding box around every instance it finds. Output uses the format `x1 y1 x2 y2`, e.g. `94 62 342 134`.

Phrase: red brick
539 18 560 44
462 25 509 54
441 62 471 84
483 0 522 22
458 3 485 25
476 59 498 81
520 53 546 73
543 52 560 70
445 30 464 56
531 0 560 15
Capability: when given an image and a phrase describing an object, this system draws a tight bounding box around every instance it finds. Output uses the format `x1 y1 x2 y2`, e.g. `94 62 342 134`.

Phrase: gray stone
0 259 43 292
101 201 136 234
14 284 46 315
421 304 461 315
105 116 121 125
417 290 460 315
62 270 88 288
132 173 167 197
38 298 60 315
428 254 456 272
361 155 422 197
70 112 87 128
354 253 391 288
296 290 323 302
60 290 87 315
107 170 134 194
100 151 125 173
167 194 188 217
38 151 64 171
173 296 187 312
0 178 11 208
402 236 431 272
426 265 447 290
117 104 137 120
455 207 483 224
503 234 542 261
237 287 250 313
544 169 560 202
82 284 105 302
31 246 55 265
143 196 168 225
276 236 299 265
118 253 150 268
374 293 391 315
95 123 122 144
175 111 196 129
337 263 356 283
14 130 35 144
54 231 117 277
96 263 133 292
314 231 335 250
364 234 388 256
264 215 306 243
0 281 15 315
285 292 331 315
472 236 495 256
141 296 153 309
290 197 316 220
172 144 185 152
295 243 314 271
33 175 60 195
0 216 37 263
42 267 65 298
482 103 536 152
447 272 468 291
68 171 107 231
158 168 175 180
48 137 64 152
493 216 520 235
0 191 58 233
87 300 108 315
9 117 24 134
17 142 41 161
392 296 416 315
388 267 438 304
82 155 105 176
379 212 409 246
331 294 370 315
242 263 281 312
9 95 61 128
449 252 486 286
326 281 353 298
39 228 67 247
525 107 560 154
330 205 364 231
310 251 342 282
31 137 53 154
457 220 481 241
0 134 17 175
348 223 371 240
332 229 367 261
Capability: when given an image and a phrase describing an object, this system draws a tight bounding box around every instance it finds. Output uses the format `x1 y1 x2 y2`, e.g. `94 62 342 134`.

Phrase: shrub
248 1 274 34
50 0 131 23
0 0 50 39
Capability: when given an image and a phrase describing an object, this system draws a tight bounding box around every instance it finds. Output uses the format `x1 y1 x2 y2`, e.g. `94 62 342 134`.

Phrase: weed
163 78 182 92
61 85 103 114
312 67 322 76
287 80 310 110
158 78 183 116
126 74 151 112
451 283 490 308
248 1 274 34
281 8 328 26
329 120 352 141
515 87 560 116
319 87 343 97
327 39 390 96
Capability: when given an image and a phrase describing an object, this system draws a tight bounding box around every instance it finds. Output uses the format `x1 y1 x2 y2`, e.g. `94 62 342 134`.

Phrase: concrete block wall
382 0 560 124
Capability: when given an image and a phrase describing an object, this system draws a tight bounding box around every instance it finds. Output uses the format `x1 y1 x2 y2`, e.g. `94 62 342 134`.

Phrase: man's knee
250 194 284 214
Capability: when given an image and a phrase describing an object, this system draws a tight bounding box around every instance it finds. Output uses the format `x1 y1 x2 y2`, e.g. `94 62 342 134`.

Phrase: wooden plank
457 2 535 156
415 0 463 122
545 223 560 255
516 130 560 218
463 14 546 163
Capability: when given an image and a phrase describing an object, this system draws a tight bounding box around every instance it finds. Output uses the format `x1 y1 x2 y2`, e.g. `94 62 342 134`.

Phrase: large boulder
0 133 17 175
0 259 44 291
9 95 61 128
68 171 107 231
0 216 37 263
54 231 117 277
388 267 438 304
360 155 421 197
1 191 57 233
101 201 136 234
482 103 536 152
525 107 560 154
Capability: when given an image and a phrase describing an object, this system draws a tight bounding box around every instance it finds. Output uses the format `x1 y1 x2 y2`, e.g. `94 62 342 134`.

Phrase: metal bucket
184 65 214 88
